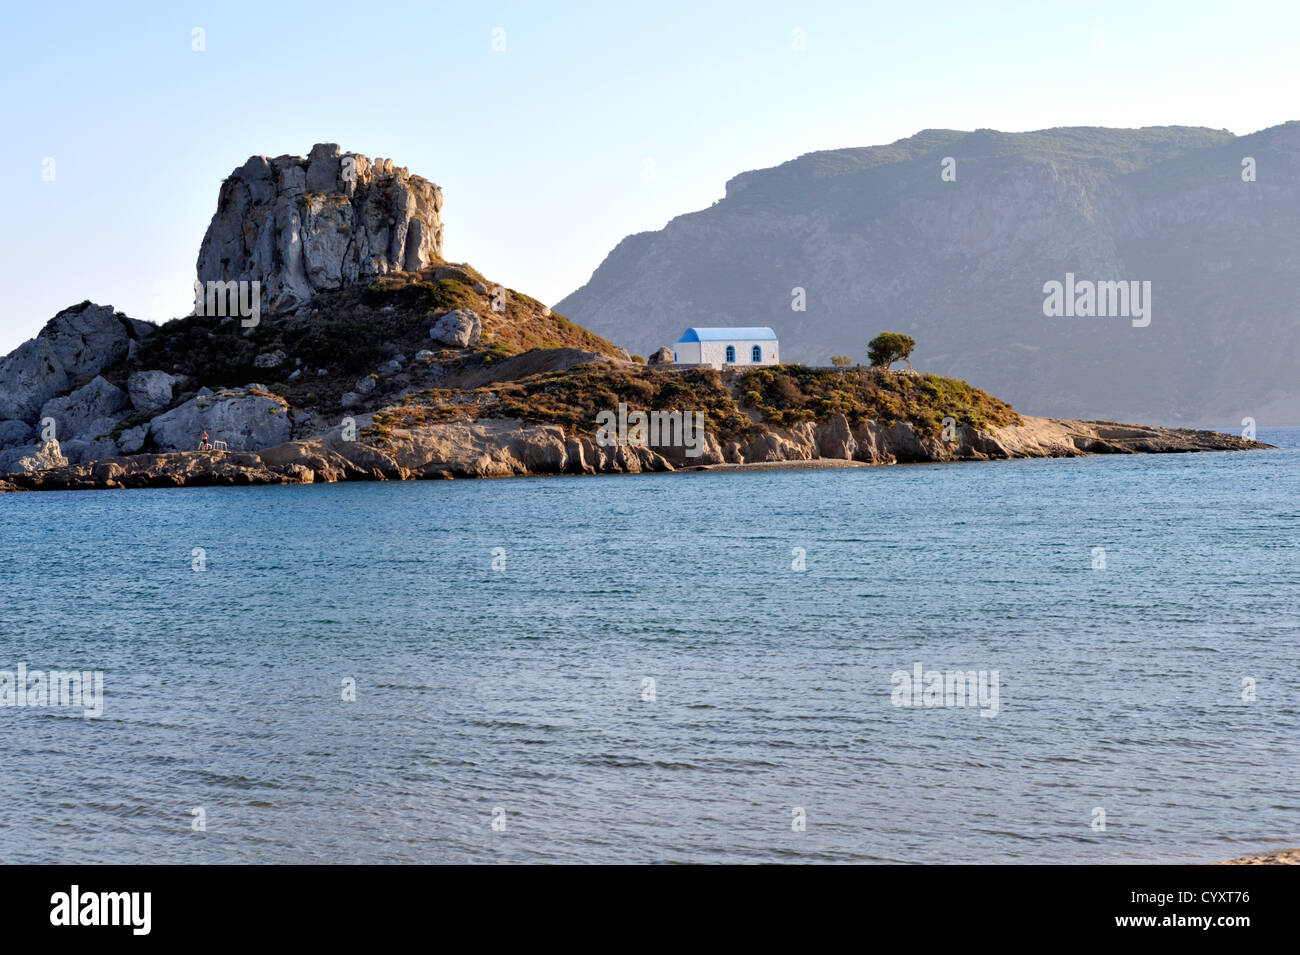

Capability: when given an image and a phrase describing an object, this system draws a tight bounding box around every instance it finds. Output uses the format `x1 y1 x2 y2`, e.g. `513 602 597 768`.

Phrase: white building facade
673 327 779 369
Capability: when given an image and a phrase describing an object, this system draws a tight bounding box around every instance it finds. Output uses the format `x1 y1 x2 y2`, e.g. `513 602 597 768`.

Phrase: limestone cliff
197 143 443 314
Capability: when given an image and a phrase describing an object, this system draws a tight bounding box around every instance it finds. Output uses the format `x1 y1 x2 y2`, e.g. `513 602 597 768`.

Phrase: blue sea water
1 428 1297 864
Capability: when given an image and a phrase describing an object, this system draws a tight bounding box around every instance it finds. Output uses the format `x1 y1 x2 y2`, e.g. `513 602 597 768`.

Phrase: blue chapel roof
677 327 778 343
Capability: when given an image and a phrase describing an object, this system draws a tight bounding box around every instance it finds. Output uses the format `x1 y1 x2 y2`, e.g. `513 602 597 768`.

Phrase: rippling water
1 428 1297 863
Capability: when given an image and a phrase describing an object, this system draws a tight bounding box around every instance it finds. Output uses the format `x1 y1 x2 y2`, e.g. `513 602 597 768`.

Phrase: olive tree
867 332 915 369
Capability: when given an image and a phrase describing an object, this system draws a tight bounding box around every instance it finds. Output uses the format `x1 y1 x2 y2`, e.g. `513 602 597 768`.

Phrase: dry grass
370 364 759 443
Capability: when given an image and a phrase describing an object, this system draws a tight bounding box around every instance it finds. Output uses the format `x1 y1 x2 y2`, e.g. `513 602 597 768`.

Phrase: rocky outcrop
0 338 69 425
377 419 668 478
197 143 444 315
147 388 292 453
0 302 153 423
814 413 857 459
12 440 68 473
39 302 153 380
647 347 674 365
4 450 319 491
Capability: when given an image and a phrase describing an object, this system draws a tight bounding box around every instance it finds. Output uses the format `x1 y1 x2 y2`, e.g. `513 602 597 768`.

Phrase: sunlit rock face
198 143 444 315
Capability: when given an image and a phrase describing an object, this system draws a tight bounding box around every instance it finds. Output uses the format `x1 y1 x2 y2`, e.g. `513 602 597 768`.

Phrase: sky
2 0 1298 353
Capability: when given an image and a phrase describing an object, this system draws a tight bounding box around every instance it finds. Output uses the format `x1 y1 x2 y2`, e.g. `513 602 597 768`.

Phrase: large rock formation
0 439 69 475
147 388 292 453
556 122 1300 425
0 302 154 423
197 143 444 315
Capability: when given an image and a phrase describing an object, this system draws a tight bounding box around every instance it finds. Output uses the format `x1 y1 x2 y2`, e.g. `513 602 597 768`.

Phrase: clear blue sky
2 0 1297 352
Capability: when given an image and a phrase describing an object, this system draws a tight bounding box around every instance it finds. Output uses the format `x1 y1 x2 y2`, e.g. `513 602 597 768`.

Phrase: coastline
0 414 1271 494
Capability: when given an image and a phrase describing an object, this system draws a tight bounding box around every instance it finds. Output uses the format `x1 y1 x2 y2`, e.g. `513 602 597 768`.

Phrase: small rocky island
0 144 1268 493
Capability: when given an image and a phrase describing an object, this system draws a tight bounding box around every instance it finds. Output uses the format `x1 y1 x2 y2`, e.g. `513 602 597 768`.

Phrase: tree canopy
867 332 915 369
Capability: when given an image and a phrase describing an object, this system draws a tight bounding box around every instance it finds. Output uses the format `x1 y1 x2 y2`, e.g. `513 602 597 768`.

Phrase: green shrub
737 365 1018 438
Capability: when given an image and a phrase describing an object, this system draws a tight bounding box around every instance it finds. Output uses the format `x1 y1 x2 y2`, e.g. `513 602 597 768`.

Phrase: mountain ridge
556 121 1300 425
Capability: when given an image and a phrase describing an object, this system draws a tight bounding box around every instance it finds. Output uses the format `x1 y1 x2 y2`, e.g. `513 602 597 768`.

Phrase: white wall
673 341 702 364
696 339 779 369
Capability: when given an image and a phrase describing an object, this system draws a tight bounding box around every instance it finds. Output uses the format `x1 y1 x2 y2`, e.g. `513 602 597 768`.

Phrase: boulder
196 144 444 314
355 375 377 394
127 369 179 414
40 302 144 380
147 388 292 452
647 346 674 365
69 436 119 467
429 309 481 348
71 416 122 443
59 439 92 465
38 376 128 441
433 265 473 285
0 419 33 449
253 349 287 369
118 424 149 454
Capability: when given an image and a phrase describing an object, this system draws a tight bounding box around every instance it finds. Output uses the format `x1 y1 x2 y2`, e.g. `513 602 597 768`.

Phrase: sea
1 427 1297 863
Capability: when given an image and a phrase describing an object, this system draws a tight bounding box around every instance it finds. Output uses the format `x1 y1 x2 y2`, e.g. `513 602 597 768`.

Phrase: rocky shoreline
0 413 1268 493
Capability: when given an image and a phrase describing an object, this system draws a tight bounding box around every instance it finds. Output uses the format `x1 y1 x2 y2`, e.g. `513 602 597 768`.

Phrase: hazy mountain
556 123 1300 425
